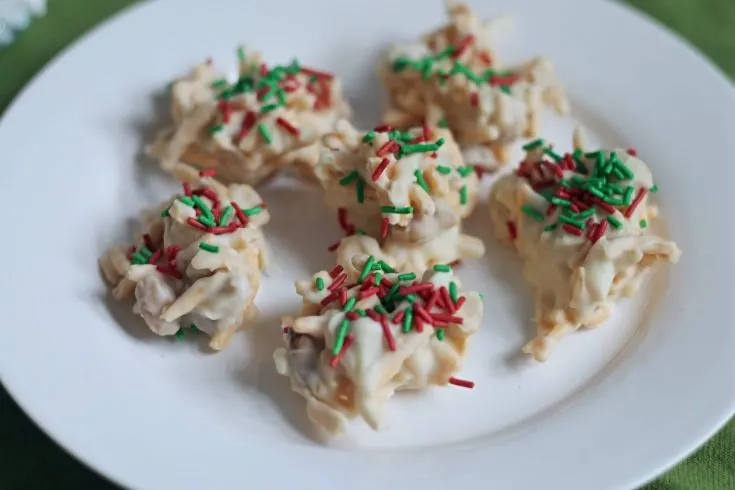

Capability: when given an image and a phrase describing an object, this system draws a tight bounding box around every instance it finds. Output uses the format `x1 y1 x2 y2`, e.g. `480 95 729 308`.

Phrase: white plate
0 0 733 489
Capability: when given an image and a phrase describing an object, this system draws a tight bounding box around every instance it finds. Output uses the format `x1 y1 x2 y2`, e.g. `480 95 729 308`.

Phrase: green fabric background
0 1 732 488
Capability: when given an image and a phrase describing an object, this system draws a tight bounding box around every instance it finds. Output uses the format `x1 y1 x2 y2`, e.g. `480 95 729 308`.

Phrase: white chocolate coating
379 1 568 169
274 255 483 435
99 177 269 350
489 139 681 361
148 46 351 185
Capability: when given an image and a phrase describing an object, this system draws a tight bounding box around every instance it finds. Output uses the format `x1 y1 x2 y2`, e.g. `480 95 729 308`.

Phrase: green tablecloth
0 1 732 488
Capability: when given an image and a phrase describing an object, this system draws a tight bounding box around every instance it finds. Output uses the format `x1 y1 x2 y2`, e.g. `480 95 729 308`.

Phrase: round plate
0 1 733 489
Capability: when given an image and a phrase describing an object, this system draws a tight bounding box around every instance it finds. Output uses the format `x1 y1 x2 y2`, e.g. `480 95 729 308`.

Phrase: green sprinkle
211 79 228 89
543 224 558 232
237 47 246 61
587 186 606 199
460 186 468 205
343 296 357 312
543 147 564 163
436 329 446 341
358 256 375 284
356 178 365 203
208 124 224 135
160 207 170 217
378 261 395 273
405 294 417 303
438 119 448 128
175 329 185 341
402 309 413 333
381 206 413 214
287 59 300 74
398 272 416 281
457 165 474 177
362 131 376 144
385 282 401 302
433 264 451 272
640 219 648 229
219 205 234 226
261 103 280 113
315 277 325 291
585 150 604 159
332 319 351 356
623 186 634 205
650 184 659 193
190 324 200 333
198 215 216 227
415 170 429 193
449 282 459 304
339 171 360 186
355 309 367 317
243 206 262 216
374 304 387 315
199 242 220 253
233 76 254 93
522 139 545 151
257 124 272 144
607 215 623 229
392 57 412 72
435 137 445 148
437 165 452 175
521 204 545 222
131 253 147 264
139 246 153 259
421 58 434 80
578 207 596 219
400 143 440 156
558 215 585 229
499 85 512 95
374 272 383 285
192 195 214 220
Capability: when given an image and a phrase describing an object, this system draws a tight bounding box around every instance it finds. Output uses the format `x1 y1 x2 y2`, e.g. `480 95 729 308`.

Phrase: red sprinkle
328 273 346 291
431 313 464 324
147 250 162 265
276 117 300 137
469 92 479 107
448 377 475 389
374 124 393 133
593 219 608 243
237 111 257 140
156 265 183 280
449 259 462 267
478 51 492 65
439 286 455 313
330 334 353 368
166 245 180 261
425 290 440 311
626 148 638 156
256 86 271 100
327 241 341 252
231 201 249 227
338 288 348 306
392 310 405 325
423 126 432 141
329 265 344 278
451 34 475 59
218 100 232 123
199 169 217 178
507 221 517 240
345 312 360 321
320 292 338 306
259 63 268 76
186 217 208 231
359 287 380 300
380 217 390 239
142 233 156 252
454 296 466 310
413 304 434 324
380 316 397 351
563 224 583 236
376 140 399 157
625 187 647 218
594 199 617 215
282 326 290 334
182 182 192 196
300 66 334 79
413 315 424 333
372 158 392 181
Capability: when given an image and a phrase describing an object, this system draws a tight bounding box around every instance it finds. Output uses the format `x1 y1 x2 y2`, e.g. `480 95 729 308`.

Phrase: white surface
0 0 733 489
